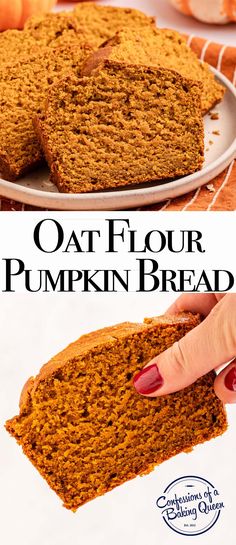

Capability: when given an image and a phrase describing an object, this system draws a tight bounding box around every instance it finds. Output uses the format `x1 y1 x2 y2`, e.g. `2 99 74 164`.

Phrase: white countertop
57 0 236 46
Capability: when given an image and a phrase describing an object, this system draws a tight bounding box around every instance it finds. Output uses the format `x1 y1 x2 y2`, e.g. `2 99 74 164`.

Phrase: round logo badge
156 476 225 536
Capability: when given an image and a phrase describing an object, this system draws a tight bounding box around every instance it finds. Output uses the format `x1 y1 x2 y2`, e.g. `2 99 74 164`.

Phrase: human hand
133 294 236 403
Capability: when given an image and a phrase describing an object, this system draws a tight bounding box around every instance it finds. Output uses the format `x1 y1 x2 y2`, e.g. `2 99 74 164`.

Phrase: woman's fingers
214 360 236 404
134 294 236 398
166 293 224 317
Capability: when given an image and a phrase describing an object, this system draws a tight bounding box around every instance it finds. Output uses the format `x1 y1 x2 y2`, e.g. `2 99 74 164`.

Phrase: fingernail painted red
133 364 163 395
224 366 236 392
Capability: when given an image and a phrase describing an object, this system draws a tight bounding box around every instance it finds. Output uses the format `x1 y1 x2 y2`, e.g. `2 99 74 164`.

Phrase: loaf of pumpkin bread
6 313 227 511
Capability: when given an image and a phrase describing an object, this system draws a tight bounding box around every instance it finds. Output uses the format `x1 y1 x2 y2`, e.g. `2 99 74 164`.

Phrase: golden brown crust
19 377 35 411
81 45 113 76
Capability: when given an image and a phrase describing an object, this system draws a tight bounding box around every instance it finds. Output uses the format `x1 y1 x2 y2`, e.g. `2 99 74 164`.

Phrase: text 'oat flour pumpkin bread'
92 26 225 115
35 59 204 193
0 43 92 180
6 313 227 511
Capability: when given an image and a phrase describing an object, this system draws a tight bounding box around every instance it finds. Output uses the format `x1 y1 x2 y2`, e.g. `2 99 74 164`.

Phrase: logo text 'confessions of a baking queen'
156 476 225 536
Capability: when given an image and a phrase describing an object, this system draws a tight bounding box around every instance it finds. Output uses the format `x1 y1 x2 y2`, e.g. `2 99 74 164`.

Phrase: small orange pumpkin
170 0 236 23
0 0 57 31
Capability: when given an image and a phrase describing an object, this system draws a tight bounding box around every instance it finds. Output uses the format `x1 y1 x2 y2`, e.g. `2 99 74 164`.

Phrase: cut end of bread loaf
6 312 227 511
90 26 225 115
35 60 204 193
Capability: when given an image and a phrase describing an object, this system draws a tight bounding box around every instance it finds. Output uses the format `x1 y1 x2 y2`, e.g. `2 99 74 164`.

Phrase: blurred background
56 1 236 44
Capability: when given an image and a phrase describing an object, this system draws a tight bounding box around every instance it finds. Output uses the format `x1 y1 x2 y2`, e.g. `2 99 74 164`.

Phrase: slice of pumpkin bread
0 43 92 180
9 5 153 61
35 60 204 193
93 27 225 114
24 11 92 48
6 313 227 511
0 13 91 69
73 2 156 48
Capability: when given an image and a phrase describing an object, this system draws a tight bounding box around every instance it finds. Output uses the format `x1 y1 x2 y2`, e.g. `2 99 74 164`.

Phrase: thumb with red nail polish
133 293 236 404
133 364 164 395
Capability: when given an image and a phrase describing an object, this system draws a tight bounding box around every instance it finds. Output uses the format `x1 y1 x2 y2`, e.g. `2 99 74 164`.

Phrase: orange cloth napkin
0 34 235 211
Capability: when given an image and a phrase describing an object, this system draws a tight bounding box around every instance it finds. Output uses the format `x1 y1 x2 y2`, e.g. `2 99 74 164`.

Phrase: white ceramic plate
0 67 235 210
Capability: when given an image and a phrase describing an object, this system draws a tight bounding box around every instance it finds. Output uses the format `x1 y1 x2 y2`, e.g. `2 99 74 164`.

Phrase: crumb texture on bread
35 61 204 193
73 2 156 47
0 11 95 180
0 43 92 180
6 313 227 511
93 27 224 114
0 5 154 181
0 13 89 69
